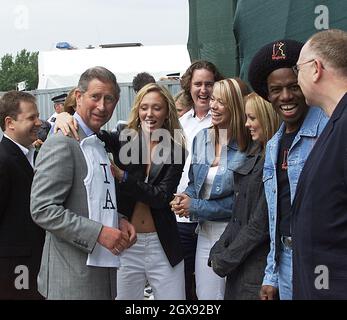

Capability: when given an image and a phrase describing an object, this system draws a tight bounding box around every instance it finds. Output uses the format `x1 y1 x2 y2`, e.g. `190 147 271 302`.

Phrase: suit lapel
1 137 33 179
78 126 88 141
322 94 347 139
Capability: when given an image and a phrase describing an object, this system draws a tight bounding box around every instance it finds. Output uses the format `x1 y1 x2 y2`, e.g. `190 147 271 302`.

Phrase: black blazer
292 93 347 299
100 129 186 267
0 137 45 299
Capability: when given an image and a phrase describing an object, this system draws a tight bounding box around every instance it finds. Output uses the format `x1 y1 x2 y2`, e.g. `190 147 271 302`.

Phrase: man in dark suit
292 29 347 299
0 91 45 299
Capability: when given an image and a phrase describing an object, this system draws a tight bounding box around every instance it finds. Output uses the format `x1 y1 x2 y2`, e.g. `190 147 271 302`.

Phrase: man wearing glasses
292 29 347 299
248 39 328 300
292 59 315 76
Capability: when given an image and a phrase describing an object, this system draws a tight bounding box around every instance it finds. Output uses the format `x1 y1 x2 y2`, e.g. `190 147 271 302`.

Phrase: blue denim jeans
278 243 293 300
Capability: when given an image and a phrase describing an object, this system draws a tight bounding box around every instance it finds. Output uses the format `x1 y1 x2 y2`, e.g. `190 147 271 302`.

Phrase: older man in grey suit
31 66 136 300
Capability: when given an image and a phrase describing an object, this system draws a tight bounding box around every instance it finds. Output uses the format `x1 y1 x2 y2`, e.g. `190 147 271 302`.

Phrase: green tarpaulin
188 0 238 78
188 0 347 83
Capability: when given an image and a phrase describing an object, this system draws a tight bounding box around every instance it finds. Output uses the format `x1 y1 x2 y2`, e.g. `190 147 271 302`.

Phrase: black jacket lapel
1 137 33 179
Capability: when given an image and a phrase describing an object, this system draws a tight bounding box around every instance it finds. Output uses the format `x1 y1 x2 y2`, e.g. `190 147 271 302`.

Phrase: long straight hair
245 92 281 153
212 78 250 152
127 83 185 148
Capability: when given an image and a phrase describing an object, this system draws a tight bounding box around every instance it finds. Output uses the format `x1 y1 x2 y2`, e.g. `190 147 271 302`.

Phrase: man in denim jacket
248 39 328 299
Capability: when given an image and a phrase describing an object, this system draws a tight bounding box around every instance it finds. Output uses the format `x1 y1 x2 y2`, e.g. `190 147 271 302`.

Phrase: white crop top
200 165 219 199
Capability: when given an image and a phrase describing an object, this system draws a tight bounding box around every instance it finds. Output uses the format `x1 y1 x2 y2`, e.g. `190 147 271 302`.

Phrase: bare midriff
131 201 156 233
130 144 157 233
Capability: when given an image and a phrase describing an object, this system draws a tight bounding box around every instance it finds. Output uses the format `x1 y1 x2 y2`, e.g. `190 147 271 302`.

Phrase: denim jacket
262 106 328 287
184 128 247 223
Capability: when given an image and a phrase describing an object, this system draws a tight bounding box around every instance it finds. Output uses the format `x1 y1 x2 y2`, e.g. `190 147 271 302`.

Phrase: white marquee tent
38 44 191 89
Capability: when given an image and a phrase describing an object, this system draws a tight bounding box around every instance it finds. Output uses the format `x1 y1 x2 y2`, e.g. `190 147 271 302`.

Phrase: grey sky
0 0 189 58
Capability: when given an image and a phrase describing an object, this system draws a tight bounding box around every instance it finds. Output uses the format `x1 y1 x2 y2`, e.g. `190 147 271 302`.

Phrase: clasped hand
170 193 191 218
97 219 136 255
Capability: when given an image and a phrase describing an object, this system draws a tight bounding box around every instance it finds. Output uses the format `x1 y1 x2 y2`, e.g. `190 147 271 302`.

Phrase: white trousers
116 232 185 300
195 221 228 300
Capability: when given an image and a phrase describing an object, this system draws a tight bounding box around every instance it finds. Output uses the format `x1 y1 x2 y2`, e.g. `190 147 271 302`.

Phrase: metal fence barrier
0 80 182 133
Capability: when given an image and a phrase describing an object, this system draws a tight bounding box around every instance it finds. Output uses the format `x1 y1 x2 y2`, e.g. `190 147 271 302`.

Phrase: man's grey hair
78 66 121 97
308 29 347 77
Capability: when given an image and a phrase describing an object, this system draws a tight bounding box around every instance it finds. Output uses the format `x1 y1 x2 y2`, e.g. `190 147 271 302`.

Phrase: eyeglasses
292 59 315 76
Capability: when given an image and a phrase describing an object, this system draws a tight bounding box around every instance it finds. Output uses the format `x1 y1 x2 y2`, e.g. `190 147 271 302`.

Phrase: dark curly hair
180 60 224 107
132 72 156 93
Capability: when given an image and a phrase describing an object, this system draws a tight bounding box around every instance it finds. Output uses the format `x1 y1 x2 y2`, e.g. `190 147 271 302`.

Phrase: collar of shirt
182 108 211 121
4 133 35 167
180 109 212 136
73 112 95 136
193 108 211 120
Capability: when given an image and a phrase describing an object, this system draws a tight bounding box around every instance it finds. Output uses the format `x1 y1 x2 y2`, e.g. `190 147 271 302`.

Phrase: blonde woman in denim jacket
171 78 250 299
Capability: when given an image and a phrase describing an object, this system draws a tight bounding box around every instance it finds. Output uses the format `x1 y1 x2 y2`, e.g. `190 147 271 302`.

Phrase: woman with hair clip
171 78 251 300
54 83 187 300
209 92 281 300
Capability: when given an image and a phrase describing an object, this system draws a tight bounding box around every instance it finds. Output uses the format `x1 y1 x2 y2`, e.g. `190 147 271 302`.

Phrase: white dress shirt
176 109 212 222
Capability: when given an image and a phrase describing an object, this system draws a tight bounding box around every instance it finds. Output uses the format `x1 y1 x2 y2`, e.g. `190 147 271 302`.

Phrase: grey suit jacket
31 128 116 300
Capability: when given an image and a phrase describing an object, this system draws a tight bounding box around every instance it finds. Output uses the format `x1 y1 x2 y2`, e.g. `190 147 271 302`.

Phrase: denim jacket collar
204 128 239 151
268 106 324 151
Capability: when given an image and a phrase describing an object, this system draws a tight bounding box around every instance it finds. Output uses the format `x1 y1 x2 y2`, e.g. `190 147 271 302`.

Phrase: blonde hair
174 90 191 107
127 83 185 147
64 87 77 115
212 78 250 152
245 92 281 149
